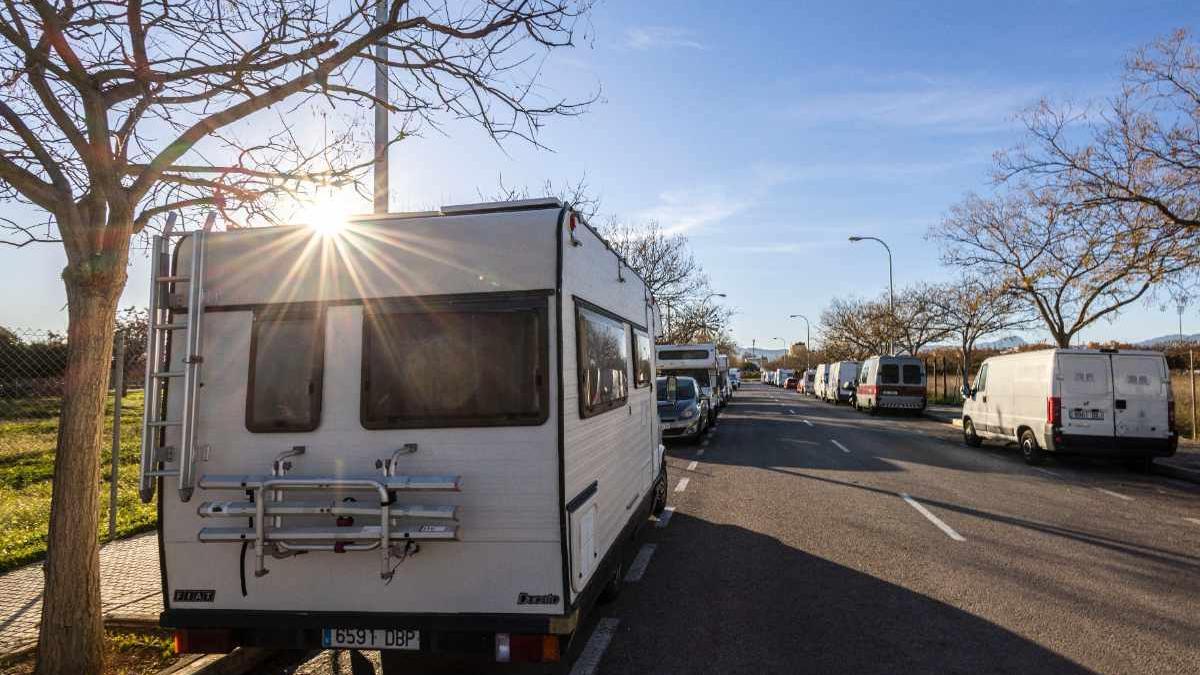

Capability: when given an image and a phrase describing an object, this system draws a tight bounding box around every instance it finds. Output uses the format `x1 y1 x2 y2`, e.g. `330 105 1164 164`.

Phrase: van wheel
652 464 668 515
868 400 879 416
963 418 982 447
1020 429 1044 465
598 557 623 604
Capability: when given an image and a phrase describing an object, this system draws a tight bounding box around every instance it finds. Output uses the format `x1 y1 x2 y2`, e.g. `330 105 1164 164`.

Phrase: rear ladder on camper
138 222 208 504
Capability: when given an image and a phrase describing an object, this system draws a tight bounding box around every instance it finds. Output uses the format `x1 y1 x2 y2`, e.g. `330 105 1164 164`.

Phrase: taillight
495 633 560 663
1047 397 1062 428
1168 399 1176 433
174 629 233 654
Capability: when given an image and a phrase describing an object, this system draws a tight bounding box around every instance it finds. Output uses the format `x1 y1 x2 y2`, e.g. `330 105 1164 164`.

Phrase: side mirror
667 375 678 403
959 385 972 400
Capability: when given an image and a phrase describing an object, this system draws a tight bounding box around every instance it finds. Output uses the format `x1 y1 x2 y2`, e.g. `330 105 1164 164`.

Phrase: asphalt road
274 382 1200 674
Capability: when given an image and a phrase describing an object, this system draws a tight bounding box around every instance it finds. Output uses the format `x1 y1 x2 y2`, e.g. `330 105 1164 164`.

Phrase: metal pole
373 0 389 214
1191 350 1196 441
109 338 125 538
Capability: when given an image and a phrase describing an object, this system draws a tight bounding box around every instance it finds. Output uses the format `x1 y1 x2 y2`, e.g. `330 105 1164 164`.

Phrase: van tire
652 464 668 515
1020 429 1044 465
963 418 982 447
599 557 623 604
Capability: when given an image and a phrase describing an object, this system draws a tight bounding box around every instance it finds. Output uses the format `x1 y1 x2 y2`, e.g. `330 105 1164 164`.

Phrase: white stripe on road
1184 517 1200 527
675 477 690 492
655 506 675 528
686 460 698 471
901 493 966 542
830 439 850 453
569 618 620 675
1096 488 1133 501
803 419 814 427
624 543 657 582
1032 467 1062 479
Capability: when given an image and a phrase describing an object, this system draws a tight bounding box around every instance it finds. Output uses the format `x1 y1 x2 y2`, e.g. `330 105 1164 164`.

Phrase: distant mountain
739 346 787 360
1136 333 1200 347
977 335 1027 350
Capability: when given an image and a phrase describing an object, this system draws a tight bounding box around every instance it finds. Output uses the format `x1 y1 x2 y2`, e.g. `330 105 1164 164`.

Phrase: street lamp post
789 314 811 370
849 235 894 354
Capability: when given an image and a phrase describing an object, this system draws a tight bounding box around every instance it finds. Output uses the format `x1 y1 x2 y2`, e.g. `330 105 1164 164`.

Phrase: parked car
825 361 861 404
658 375 707 441
855 356 926 414
777 369 795 388
784 377 798 390
961 348 1177 468
729 368 741 390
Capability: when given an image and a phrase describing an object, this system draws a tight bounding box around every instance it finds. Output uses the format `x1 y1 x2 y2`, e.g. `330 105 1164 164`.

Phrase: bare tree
819 296 891 359
890 284 951 355
662 299 733 345
929 278 1034 385
998 29 1200 239
0 2 591 671
601 220 709 310
932 188 1191 347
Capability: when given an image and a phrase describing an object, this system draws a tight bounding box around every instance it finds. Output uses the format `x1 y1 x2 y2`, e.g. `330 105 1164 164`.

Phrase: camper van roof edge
440 197 563 214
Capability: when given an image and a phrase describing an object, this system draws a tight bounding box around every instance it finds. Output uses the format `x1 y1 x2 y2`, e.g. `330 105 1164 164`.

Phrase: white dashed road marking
830 439 850 453
624 543 657 582
1096 488 1133 501
686 460 698 471
803 420 814 427
656 506 675 528
1184 517 1200 527
569 618 620 675
675 477 690 492
901 493 966 542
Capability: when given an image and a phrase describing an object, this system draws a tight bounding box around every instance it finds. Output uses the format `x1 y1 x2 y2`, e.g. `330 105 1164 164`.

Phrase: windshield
656 377 696 401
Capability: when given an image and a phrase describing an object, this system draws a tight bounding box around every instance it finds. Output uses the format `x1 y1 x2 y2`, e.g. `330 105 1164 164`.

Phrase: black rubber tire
598 557 623 604
1020 429 1044 465
963 418 982 447
652 464 668 515
868 399 879 416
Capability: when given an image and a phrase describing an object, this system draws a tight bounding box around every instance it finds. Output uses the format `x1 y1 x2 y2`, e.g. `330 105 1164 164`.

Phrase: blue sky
1 0 1197 346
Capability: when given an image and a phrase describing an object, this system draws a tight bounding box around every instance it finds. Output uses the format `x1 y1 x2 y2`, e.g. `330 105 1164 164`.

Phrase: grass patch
0 390 155 573
0 628 179 675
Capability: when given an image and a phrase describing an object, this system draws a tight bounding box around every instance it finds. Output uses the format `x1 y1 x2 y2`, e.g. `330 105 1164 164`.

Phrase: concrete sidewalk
923 404 1200 482
0 532 161 655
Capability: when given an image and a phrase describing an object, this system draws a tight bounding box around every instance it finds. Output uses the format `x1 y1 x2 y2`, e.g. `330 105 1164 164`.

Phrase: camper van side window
632 330 652 388
576 305 630 417
246 309 325 432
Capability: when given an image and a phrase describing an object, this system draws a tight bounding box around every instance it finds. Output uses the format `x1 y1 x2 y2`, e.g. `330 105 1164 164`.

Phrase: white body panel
826 362 860 401
154 202 658 623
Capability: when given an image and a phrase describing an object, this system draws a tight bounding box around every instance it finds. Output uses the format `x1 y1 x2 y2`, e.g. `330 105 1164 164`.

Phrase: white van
825 361 860 403
961 348 1177 466
854 356 926 414
717 354 732 402
777 368 796 388
138 199 667 666
813 364 830 400
800 369 816 396
657 343 720 425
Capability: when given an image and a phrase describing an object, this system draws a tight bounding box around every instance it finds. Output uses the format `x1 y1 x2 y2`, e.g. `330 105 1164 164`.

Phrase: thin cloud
624 26 705 51
635 188 745 234
781 84 1043 133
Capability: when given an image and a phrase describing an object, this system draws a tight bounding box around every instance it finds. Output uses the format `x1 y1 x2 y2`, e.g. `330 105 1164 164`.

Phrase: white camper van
961 348 1177 466
855 355 926 414
657 343 720 425
813 364 830 400
138 199 668 666
825 361 860 403
800 369 816 396
716 354 732 404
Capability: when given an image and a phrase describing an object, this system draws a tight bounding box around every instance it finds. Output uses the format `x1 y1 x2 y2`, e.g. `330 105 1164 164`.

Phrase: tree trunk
36 255 126 675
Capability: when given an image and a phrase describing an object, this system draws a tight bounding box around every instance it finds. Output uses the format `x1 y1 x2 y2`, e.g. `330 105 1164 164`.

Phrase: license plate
322 628 419 651
1069 408 1104 421
882 390 898 396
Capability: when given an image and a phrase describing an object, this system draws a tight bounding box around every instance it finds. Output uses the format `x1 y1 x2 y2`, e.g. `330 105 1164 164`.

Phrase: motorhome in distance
657 343 721 426
961 348 1177 467
716 354 732 404
855 355 927 414
138 199 668 667
813 364 830 400
776 368 795 388
800 369 816 396
825 361 861 404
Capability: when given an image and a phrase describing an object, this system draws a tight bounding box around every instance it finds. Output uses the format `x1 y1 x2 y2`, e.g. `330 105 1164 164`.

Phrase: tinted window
677 379 697 399
902 364 923 384
974 364 988 392
247 310 324 432
633 330 652 388
665 368 711 387
658 349 711 360
880 364 900 384
577 305 629 417
361 300 548 428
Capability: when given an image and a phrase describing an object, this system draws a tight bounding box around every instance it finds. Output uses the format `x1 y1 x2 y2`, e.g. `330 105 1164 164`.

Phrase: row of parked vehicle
655 343 738 441
762 347 1179 467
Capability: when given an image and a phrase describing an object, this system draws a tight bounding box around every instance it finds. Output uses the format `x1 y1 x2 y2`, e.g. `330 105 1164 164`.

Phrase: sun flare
299 188 365 237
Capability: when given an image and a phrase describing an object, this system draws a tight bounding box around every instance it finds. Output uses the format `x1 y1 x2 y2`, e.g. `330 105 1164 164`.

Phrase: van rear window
360 297 549 429
902 364 923 384
246 309 324 432
880 364 900 384
658 349 710 360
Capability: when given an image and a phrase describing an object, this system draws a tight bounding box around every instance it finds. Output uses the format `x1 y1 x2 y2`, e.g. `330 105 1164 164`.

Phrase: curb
158 648 277 675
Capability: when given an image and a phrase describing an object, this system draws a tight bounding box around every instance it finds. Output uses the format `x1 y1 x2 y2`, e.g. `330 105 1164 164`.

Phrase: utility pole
373 0 389 214
789 314 811 370
849 236 894 353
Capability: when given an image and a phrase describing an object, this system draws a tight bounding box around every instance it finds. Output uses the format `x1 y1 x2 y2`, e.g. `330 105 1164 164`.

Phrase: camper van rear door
322 627 419 651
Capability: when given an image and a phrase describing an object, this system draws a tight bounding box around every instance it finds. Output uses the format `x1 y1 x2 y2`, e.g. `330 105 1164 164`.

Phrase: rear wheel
598 556 623 603
1020 429 1044 465
652 464 668 515
963 418 982 447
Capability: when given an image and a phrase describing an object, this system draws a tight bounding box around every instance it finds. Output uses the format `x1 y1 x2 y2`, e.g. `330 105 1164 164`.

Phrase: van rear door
1057 353 1114 439
1111 354 1170 439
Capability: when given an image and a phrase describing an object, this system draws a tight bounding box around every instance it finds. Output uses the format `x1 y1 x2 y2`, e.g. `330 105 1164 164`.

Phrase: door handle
982 395 988 403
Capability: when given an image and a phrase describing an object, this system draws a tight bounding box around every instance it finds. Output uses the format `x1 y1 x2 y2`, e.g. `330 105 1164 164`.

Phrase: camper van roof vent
439 198 562 215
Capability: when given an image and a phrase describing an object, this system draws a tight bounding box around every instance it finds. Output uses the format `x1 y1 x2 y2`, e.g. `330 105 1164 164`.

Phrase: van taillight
174 629 233 654
1168 400 1176 432
1047 397 1062 428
